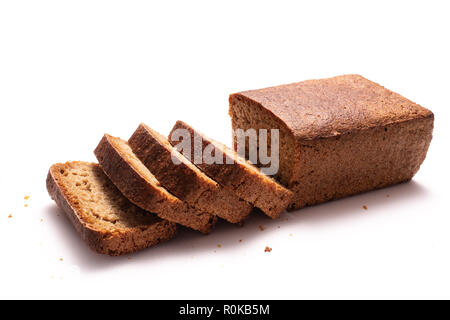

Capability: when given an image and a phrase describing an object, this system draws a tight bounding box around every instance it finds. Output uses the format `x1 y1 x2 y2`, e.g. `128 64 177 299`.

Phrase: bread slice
168 121 293 219
229 74 434 210
128 123 253 224
46 161 177 256
94 134 217 234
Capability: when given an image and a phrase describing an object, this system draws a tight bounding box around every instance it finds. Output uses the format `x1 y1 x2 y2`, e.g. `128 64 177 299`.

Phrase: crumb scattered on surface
363 205 368 210
239 239 242 243
40 218 43 222
259 225 265 231
289 233 293 237
386 194 390 198
24 196 30 200
264 246 272 252
277 226 280 229
217 244 221 248
8 214 12 218
59 258 63 262
24 204 28 208
213 250 216 253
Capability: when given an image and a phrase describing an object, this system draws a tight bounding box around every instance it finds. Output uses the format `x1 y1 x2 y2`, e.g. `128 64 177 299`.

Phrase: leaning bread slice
128 123 253 224
46 161 177 256
94 134 217 234
168 121 293 219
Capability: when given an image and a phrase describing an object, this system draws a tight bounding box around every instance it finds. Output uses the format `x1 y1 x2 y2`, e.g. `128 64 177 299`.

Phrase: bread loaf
229 74 434 210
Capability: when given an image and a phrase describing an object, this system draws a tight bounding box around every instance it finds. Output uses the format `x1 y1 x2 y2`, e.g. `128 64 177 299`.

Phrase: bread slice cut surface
46 161 177 256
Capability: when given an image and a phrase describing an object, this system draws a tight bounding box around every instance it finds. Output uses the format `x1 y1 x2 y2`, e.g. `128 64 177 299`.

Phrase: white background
0 0 449 299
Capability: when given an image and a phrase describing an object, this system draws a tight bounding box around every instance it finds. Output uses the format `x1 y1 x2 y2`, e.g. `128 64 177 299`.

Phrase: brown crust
168 121 293 219
128 123 253 223
230 74 434 141
46 162 177 256
94 134 217 233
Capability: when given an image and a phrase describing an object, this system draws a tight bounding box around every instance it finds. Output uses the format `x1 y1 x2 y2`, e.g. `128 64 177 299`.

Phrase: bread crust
94 134 217 233
46 162 177 256
229 74 434 210
169 121 293 219
230 74 433 141
128 123 253 223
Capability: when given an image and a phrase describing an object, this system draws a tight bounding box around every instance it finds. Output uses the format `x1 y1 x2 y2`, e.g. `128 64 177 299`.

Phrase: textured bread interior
53 162 160 231
229 97 296 186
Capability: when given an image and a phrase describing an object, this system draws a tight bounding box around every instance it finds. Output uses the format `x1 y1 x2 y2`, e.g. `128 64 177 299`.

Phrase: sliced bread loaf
94 134 217 234
46 161 177 256
168 121 293 219
128 123 253 224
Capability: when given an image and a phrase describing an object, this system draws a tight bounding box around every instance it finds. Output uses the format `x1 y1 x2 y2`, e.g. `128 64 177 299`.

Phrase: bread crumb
59 258 63 262
386 194 390 198
363 205 368 210
239 239 242 243
217 244 222 248
264 246 272 252
213 250 216 253
24 204 28 208
40 218 43 222
277 226 280 229
289 233 293 237
259 225 265 231
8 214 12 218
24 196 30 200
